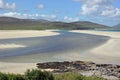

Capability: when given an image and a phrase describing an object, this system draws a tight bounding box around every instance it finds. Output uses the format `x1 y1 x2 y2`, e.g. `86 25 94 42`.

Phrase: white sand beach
0 30 59 39
0 44 26 49
71 30 120 64
71 30 120 38
0 30 120 74
0 30 59 49
0 62 36 74
0 30 59 74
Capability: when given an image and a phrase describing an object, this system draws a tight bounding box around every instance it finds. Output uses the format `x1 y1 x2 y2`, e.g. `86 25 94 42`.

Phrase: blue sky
0 0 120 26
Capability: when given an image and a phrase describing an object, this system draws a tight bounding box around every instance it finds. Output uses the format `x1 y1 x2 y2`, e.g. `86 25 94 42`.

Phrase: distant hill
71 21 109 29
0 17 110 30
25 19 50 23
114 23 120 29
0 17 50 23
0 17 24 22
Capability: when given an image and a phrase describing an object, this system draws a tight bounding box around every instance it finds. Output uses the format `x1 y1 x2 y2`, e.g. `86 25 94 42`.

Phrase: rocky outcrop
37 61 120 79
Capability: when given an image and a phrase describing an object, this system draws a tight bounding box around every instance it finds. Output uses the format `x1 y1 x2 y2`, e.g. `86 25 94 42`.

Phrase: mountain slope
114 23 120 29
0 17 23 22
0 17 110 30
71 21 109 29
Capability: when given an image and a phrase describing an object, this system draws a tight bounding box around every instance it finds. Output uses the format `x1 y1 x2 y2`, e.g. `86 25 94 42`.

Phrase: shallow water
0 31 109 63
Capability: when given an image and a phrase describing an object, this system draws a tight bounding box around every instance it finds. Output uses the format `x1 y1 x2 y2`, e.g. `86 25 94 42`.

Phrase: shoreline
0 30 109 63
0 62 36 74
0 30 120 74
0 30 59 74
0 30 60 39
71 30 120 64
37 61 120 79
71 30 120 38
0 30 59 49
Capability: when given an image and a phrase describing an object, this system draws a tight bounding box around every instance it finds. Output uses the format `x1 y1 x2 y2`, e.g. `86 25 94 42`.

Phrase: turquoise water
0 31 109 62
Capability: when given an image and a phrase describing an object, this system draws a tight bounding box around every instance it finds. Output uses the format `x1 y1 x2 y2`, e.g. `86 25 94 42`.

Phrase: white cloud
0 0 4 8
81 4 99 15
101 6 120 17
0 0 16 11
39 14 57 20
74 0 120 17
64 16 80 22
0 12 57 20
0 12 26 18
38 4 44 9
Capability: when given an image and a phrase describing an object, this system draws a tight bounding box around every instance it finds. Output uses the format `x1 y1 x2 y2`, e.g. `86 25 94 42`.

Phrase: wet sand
0 30 109 62
0 30 59 74
0 30 119 74
71 30 120 64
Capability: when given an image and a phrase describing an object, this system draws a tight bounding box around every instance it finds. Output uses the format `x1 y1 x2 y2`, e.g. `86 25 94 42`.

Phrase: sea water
0 30 109 62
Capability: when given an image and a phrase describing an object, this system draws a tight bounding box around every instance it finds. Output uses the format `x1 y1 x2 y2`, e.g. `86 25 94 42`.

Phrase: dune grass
54 72 106 80
0 69 107 80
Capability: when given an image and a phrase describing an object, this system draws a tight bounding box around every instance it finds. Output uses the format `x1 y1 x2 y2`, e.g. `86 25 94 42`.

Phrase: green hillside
0 17 111 30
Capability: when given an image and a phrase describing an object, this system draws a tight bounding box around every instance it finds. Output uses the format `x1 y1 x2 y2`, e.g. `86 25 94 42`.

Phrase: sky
0 0 120 26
